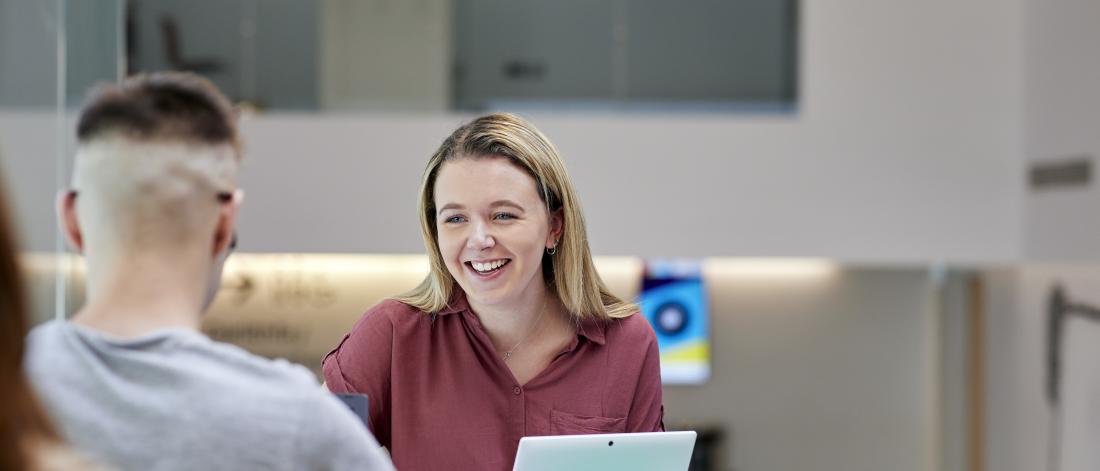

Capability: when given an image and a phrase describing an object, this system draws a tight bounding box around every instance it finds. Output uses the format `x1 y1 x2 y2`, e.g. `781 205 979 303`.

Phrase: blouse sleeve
626 322 666 432
322 302 396 447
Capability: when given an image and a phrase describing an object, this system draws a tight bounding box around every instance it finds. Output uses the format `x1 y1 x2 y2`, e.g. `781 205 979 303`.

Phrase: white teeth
472 260 507 273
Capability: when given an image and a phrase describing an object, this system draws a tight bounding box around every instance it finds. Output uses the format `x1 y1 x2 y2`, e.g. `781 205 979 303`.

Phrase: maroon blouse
322 290 665 471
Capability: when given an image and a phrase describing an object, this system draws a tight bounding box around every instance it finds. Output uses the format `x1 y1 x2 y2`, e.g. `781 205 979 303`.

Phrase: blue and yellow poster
639 259 710 384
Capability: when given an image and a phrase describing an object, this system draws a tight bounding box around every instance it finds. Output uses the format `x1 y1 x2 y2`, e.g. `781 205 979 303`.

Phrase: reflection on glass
53 0 799 113
0 0 122 108
454 0 798 111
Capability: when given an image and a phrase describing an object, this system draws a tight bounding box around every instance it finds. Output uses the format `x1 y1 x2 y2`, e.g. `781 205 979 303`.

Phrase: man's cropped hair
76 72 241 157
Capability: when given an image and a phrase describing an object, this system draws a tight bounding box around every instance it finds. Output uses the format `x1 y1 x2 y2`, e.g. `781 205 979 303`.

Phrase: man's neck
72 255 208 338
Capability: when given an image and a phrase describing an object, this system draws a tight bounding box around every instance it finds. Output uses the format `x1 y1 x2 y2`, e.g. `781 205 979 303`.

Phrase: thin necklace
502 297 548 361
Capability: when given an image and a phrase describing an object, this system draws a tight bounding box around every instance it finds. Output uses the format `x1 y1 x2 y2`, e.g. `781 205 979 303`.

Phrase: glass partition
117 0 798 113
0 0 123 323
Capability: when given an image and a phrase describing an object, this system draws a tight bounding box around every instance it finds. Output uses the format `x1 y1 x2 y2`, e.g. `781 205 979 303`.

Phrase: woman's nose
467 220 495 250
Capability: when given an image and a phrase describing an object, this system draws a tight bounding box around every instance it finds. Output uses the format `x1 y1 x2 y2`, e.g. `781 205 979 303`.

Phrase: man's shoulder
24 320 75 366
194 337 320 389
164 339 355 429
26 319 65 345
292 389 394 470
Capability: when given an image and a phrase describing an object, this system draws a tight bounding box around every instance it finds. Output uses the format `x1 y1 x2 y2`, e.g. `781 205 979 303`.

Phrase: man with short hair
25 72 393 471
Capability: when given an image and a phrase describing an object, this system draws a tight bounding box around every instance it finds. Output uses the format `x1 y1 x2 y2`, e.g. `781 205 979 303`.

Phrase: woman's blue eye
494 213 517 221
444 215 466 223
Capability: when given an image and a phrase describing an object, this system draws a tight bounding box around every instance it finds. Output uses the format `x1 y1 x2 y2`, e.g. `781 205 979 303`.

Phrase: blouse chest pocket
549 409 627 435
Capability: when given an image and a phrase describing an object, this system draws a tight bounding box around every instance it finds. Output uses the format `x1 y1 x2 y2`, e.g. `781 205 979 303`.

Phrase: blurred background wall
1 0 1026 261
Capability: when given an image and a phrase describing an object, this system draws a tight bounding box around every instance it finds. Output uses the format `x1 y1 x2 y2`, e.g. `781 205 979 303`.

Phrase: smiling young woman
322 113 665 471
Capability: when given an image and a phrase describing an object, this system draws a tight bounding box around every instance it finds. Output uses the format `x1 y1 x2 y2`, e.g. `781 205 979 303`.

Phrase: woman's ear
547 209 564 249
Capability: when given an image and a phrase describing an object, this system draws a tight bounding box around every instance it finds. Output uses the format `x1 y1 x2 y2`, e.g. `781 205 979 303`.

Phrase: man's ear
57 190 84 252
212 189 244 256
546 208 564 249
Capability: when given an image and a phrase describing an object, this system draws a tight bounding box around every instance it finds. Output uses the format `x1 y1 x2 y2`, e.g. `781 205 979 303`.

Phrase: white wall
661 268 941 471
983 265 1100 471
1023 0 1100 260
991 0 1100 467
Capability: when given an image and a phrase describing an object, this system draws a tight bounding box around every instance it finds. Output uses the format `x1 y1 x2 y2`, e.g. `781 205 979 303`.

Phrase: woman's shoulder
329 299 430 361
604 310 657 345
362 298 431 327
366 298 424 316
596 312 660 372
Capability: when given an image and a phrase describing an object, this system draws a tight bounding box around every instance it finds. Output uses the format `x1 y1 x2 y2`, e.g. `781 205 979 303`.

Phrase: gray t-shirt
25 320 394 471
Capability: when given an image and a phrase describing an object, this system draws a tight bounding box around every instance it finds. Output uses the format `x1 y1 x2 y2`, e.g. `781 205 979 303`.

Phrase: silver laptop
512 431 697 471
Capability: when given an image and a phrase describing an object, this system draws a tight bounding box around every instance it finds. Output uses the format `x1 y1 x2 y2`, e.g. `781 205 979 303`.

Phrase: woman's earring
546 239 558 255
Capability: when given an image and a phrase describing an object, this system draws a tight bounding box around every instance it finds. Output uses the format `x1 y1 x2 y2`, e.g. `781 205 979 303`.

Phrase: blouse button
513 386 522 395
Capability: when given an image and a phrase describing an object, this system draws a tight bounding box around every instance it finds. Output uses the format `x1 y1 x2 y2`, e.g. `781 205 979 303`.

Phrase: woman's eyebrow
438 203 464 213
489 200 525 212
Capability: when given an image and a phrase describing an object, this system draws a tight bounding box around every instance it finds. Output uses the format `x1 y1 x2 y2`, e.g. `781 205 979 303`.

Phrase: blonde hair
395 113 636 321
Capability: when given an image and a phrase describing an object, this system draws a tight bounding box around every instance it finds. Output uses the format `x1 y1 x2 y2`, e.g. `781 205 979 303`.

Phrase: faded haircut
76 72 241 157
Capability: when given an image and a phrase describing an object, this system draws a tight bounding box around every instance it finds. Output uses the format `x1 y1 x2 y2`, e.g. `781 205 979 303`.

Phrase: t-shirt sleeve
296 393 396 471
321 302 395 447
626 322 666 432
